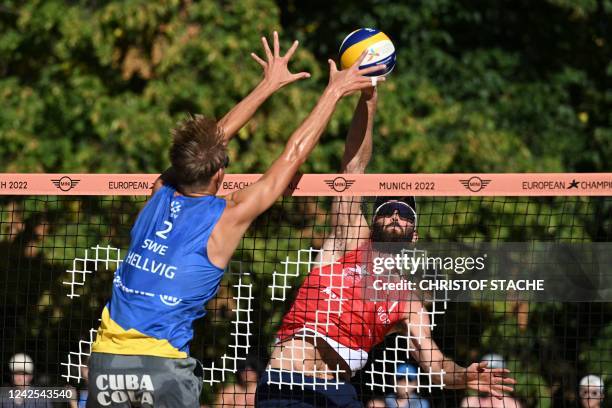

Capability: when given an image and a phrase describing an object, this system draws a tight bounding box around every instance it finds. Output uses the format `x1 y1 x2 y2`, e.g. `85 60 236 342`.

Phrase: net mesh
1 192 611 407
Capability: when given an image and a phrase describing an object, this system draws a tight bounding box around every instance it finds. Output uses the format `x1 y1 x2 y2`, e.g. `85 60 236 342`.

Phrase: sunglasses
580 389 603 399
223 154 230 168
374 201 417 224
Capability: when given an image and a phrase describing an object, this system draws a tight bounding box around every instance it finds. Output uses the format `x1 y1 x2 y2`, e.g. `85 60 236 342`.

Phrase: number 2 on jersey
156 220 173 240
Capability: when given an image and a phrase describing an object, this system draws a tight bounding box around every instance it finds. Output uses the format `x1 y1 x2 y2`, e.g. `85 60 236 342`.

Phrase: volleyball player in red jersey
256 87 516 407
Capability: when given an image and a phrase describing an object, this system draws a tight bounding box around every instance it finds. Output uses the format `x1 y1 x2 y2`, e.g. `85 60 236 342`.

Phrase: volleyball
339 28 396 76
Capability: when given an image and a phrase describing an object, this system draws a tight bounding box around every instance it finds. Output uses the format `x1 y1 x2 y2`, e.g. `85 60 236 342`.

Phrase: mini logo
568 179 579 189
324 177 355 193
52 176 80 192
460 176 491 192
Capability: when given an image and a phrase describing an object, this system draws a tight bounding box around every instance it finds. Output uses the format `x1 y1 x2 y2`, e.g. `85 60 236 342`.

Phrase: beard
370 220 415 253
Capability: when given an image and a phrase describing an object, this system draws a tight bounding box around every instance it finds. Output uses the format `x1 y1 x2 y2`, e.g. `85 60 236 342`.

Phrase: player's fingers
357 64 387 76
488 388 503 400
355 76 385 87
292 72 311 80
491 376 516 386
478 361 489 370
328 59 338 74
261 36 273 60
494 374 516 384
487 388 513 400
273 31 280 57
490 379 514 389
348 77 386 93
284 40 299 60
368 76 385 85
250 53 267 68
352 49 369 69
354 76 387 90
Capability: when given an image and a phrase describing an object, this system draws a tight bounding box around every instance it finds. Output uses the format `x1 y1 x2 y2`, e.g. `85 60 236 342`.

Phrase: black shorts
87 352 203 407
255 370 362 408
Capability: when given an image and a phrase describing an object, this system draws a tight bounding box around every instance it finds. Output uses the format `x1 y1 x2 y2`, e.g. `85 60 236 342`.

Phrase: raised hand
326 50 386 98
251 31 311 91
465 361 517 399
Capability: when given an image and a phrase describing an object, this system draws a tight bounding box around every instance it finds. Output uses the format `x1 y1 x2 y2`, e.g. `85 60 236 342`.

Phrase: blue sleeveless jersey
92 185 227 358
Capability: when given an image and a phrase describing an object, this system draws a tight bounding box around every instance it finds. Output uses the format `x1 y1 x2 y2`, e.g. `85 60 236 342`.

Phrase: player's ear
412 229 419 243
213 167 225 191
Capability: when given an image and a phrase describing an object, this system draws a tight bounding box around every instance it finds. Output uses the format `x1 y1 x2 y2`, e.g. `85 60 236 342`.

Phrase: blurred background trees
0 0 611 406
2 0 610 175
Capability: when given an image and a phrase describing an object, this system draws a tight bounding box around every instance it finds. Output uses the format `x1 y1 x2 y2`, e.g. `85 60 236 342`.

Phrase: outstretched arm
402 310 516 398
207 53 386 268
217 31 310 145
151 32 308 194
316 87 377 263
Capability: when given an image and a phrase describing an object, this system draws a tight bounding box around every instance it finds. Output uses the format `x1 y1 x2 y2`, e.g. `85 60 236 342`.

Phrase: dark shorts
255 370 362 408
87 352 203 408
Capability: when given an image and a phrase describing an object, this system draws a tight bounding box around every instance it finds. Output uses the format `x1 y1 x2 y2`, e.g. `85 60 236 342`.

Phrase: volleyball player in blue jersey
87 32 385 407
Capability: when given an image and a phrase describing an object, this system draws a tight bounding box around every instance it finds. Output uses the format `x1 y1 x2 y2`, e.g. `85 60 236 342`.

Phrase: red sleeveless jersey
277 244 408 353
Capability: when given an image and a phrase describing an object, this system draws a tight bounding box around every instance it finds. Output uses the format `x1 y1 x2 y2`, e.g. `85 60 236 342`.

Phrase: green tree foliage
0 0 321 173
1 0 611 406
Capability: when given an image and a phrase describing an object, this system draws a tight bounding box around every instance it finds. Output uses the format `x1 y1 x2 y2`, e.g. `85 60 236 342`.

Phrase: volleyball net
1 173 611 407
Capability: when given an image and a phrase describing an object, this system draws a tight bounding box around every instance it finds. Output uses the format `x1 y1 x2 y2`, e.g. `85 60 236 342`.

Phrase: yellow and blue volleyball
339 28 396 76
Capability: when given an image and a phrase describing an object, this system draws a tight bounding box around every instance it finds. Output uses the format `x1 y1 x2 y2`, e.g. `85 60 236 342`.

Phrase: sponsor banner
0 174 157 195
0 173 611 196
